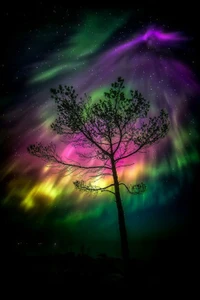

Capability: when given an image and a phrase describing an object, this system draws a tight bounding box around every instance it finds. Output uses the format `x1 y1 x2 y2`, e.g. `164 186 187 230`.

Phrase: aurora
2 10 199 256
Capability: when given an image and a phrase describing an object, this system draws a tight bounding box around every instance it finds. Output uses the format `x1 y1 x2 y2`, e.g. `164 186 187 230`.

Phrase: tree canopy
28 77 169 194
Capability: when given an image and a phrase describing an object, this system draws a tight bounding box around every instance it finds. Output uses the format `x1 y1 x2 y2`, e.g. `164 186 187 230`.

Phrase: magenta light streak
106 27 186 59
143 27 185 42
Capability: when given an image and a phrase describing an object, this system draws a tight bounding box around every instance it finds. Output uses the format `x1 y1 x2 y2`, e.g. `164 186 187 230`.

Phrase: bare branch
27 143 111 170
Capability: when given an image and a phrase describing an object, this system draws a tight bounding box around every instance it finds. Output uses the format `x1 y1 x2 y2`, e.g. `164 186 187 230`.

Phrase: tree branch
27 143 111 170
115 143 145 163
119 182 146 195
73 180 115 195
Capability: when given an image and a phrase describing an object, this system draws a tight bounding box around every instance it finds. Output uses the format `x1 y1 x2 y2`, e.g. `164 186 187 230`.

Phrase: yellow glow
126 162 145 181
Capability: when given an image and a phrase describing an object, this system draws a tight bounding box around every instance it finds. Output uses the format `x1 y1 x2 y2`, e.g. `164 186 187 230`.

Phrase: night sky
1 4 199 259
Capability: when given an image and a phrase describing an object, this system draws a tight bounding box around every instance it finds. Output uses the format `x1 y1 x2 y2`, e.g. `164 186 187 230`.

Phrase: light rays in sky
2 12 199 238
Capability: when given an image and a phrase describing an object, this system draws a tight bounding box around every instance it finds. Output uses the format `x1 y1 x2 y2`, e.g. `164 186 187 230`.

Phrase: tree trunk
111 159 130 275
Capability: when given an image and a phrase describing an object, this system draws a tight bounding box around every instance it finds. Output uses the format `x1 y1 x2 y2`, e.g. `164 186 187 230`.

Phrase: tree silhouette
28 77 170 274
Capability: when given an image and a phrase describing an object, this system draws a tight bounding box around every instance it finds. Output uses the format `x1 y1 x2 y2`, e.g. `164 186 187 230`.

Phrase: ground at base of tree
1 252 193 295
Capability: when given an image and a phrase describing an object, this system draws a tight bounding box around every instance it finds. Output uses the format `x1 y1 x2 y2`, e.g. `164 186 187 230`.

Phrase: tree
28 77 170 274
